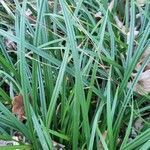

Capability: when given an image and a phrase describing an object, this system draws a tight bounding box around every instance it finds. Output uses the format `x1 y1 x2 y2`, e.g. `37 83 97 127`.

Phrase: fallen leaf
138 70 150 93
5 30 16 51
134 117 144 131
12 94 25 121
131 47 150 95
142 47 150 70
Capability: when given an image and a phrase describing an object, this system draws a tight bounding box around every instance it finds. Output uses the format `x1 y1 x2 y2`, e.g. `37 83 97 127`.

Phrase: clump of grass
0 0 150 149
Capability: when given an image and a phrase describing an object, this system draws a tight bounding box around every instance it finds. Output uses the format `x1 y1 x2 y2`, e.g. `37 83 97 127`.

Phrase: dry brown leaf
5 30 17 51
132 47 150 95
142 47 150 70
142 47 150 58
12 94 25 121
134 118 144 131
138 70 150 93
136 47 150 70
5 38 16 50
12 94 32 121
